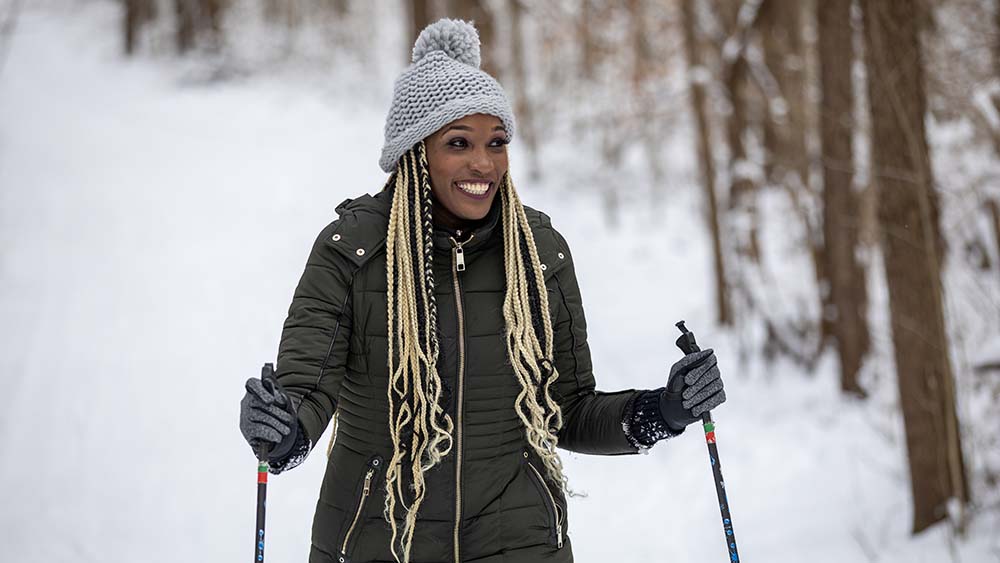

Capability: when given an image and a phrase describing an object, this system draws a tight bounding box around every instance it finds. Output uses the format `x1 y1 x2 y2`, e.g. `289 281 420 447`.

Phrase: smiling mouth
455 181 492 197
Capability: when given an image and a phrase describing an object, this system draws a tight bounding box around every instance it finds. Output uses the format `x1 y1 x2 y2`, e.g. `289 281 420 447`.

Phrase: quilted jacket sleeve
275 220 356 449
545 228 642 456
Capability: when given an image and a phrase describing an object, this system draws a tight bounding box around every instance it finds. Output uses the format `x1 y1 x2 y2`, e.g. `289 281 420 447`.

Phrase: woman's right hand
239 375 298 462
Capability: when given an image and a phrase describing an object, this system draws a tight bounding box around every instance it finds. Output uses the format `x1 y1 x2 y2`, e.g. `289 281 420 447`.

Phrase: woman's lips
454 180 493 200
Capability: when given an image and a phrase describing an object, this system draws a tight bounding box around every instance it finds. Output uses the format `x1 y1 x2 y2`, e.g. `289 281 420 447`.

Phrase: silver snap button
558 252 565 260
356 248 365 256
331 233 341 241
540 264 547 271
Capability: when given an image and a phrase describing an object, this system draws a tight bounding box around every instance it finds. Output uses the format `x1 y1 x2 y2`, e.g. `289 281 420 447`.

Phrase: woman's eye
447 138 468 148
489 138 509 148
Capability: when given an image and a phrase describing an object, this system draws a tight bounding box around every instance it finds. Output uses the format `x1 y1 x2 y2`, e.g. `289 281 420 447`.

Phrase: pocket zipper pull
362 469 373 495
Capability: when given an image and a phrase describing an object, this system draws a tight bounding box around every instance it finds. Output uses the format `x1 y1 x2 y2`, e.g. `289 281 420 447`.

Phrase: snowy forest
2 0 1000 561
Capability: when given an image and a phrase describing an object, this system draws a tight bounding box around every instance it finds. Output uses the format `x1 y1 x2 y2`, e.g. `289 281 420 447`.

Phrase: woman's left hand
659 349 726 431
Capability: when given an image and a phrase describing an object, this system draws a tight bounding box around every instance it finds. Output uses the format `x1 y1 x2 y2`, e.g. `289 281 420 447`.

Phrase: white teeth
456 182 490 195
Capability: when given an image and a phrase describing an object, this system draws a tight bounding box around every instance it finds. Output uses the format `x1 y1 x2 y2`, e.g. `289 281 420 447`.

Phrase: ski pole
675 321 740 563
253 362 276 563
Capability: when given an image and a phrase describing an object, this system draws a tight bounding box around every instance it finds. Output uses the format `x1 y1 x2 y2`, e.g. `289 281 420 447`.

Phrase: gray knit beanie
379 18 516 173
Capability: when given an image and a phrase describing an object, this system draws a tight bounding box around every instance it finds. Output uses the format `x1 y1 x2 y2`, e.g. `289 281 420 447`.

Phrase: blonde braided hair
375 142 567 563
498 172 568 491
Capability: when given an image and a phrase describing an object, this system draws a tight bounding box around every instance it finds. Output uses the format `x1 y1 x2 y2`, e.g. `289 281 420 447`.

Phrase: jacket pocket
338 455 384 563
524 457 564 549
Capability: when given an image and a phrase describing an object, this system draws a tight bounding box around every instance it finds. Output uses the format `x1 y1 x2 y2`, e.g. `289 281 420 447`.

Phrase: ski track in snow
1 3 997 562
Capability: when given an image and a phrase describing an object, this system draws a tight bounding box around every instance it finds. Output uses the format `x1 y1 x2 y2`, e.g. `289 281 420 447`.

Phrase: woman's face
424 113 509 228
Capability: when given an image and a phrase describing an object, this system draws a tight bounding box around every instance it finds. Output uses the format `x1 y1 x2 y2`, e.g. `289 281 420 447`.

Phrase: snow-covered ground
1 3 997 562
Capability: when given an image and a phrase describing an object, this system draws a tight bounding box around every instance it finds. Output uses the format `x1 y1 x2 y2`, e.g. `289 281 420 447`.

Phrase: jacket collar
431 195 502 252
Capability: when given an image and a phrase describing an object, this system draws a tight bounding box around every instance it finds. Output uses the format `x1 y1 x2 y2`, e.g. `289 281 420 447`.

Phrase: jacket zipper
526 458 564 549
340 456 383 562
450 234 472 563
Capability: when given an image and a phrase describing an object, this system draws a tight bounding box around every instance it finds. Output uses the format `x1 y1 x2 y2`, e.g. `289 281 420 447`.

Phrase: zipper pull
455 245 466 272
557 524 563 548
362 469 374 495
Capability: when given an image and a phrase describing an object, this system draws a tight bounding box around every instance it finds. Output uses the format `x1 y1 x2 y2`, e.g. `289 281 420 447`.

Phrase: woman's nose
468 147 494 175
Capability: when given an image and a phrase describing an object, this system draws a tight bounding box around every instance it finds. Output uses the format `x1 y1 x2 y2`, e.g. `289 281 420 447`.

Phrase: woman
239 19 726 563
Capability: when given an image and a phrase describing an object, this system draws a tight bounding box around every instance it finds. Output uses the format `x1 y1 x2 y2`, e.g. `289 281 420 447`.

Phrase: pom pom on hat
411 18 481 69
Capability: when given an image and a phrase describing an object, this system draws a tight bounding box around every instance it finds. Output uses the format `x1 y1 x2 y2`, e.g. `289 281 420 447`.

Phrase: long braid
384 144 453 563
499 173 567 491
416 142 440 359
415 142 451 459
381 148 567 563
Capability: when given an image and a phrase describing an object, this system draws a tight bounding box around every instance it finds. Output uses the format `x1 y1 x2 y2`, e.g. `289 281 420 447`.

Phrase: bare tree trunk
509 0 540 180
579 0 595 82
758 0 808 188
409 0 433 54
627 0 654 94
992 0 1000 155
201 0 224 51
627 0 665 188
175 0 194 53
713 0 764 338
759 0 831 363
124 0 155 55
725 57 751 197
682 0 732 326
720 0 761 264
175 0 227 55
819 0 870 397
995 0 1000 77
988 199 1000 296
450 0 496 77
862 0 969 533
175 0 196 53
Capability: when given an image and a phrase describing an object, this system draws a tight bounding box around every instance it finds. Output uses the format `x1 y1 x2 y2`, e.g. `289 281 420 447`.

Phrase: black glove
660 348 726 432
240 374 299 462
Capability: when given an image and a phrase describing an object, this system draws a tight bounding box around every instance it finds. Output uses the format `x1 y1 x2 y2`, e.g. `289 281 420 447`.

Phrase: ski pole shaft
255 458 269 562
675 321 740 563
254 362 275 563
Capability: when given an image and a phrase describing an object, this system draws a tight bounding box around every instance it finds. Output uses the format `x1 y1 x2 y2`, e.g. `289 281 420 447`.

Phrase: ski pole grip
674 321 701 354
674 321 711 423
261 362 277 391
254 363 277 461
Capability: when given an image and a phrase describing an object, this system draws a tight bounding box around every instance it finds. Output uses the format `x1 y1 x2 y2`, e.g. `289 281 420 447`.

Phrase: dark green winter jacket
275 189 645 563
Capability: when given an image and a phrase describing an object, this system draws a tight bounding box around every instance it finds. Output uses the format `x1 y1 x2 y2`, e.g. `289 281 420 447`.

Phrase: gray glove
240 374 298 462
659 348 726 431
